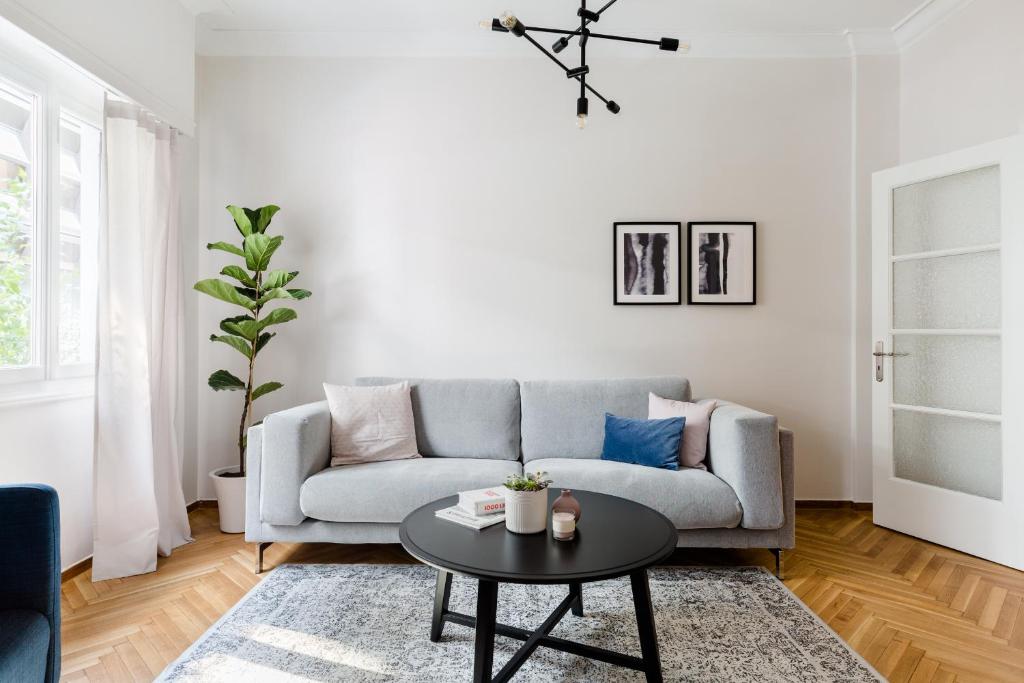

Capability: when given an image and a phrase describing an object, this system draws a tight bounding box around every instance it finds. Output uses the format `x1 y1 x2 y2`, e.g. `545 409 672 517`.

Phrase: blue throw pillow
600 413 685 470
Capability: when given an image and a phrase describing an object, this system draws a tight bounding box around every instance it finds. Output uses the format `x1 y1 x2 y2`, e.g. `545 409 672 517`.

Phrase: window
0 74 101 386
0 83 35 371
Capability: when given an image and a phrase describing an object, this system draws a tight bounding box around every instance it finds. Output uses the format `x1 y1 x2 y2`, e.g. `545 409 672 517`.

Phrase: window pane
0 84 34 367
58 114 99 365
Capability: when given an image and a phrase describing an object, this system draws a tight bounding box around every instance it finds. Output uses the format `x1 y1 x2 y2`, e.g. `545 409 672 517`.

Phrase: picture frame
613 222 682 305
687 222 757 305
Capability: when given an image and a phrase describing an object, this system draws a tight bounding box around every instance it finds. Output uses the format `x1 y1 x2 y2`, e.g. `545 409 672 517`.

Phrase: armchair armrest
707 402 784 530
0 484 61 682
248 400 331 528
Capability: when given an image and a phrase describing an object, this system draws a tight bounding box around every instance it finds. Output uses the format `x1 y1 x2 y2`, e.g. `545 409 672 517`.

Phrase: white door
871 135 1024 570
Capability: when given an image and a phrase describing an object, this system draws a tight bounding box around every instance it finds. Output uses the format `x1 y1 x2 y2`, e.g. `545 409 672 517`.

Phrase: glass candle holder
552 512 575 541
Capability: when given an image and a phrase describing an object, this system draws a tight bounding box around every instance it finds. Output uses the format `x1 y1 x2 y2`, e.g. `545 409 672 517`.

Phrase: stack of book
435 487 506 530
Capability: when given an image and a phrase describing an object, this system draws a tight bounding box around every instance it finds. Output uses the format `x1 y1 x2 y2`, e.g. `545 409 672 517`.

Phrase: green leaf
220 265 256 287
255 287 296 307
252 381 283 401
243 233 284 272
209 334 251 357
207 241 244 257
255 205 280 233
226 205 253 237
263 270 298 289
194 279 255 310
208 369 245 391
220 315 260 341
258 307 297 330
286 288 312 300
255 331 275 354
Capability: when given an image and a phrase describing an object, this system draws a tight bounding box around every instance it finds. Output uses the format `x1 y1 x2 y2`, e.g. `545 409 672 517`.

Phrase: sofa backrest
520 377 690 463
355 377 521 461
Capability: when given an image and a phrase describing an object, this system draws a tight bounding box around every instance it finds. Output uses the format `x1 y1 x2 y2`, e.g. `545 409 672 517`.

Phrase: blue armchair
0 484 61 683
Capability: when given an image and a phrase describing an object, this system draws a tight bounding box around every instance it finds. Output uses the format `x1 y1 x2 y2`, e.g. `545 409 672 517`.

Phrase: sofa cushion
300 458 522 523
520 377 690 462
356 377 521 461
0 610 50 683
324 382 420 466
525 458 742 530
601 413 684 470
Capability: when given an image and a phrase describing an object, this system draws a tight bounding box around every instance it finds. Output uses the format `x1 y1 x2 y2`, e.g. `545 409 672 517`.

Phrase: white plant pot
504 487 548 534
210 467 246 534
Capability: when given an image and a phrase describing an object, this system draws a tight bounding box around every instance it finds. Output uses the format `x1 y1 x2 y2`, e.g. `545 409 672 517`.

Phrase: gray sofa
245 377 794 573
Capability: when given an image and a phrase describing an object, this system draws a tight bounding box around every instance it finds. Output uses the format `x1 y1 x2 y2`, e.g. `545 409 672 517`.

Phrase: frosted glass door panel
892 335 1001 414
893 165 1001 256
893 410 1002 500
892 252 1000 329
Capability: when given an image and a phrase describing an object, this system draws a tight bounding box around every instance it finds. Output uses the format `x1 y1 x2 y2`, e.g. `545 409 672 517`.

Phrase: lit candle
552 512 575 541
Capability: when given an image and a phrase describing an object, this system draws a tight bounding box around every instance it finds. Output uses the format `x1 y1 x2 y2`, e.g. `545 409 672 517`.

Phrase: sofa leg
255 542 273 575
769 548 782 579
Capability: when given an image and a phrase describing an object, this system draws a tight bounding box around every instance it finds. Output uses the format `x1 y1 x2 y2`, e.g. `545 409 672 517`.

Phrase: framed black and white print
687 222 756 305
614 222 682 305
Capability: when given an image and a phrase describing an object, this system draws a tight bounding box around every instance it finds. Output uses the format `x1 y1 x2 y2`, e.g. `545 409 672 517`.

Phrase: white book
457 487 506 516
435 505 506 530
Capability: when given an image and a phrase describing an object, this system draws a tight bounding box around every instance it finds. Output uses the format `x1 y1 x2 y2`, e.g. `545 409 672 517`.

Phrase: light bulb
499 11 517 29
479 19 491 29
577 114 587 130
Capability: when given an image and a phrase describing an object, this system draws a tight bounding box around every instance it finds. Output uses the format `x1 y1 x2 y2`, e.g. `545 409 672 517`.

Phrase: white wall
900 0 1024 162
0 0 195 133
850 55 900 503
196 55 855 500
0 398 95 569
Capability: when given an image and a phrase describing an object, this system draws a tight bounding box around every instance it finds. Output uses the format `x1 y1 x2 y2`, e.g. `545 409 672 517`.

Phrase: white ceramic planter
210 467 246 534
504 487 548 534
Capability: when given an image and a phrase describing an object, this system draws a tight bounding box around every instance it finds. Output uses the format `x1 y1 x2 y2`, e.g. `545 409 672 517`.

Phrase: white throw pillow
323 382 421 466
648 393 718 470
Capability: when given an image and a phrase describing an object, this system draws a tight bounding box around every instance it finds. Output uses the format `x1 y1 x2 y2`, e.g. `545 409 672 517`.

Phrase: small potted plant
503 472 552 534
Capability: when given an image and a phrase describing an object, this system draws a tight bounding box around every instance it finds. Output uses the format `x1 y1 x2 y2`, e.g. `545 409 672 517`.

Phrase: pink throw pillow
648 393 718 469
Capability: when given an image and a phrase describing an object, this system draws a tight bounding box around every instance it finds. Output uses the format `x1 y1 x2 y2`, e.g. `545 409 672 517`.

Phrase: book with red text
457 487 506 516
434 506 506 530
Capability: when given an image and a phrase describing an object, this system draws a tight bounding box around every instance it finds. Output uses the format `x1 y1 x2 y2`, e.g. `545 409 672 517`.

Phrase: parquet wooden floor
60 506 1024 682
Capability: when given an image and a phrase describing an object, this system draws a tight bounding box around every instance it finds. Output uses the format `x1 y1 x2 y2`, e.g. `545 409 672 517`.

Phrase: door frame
871 134 1024 570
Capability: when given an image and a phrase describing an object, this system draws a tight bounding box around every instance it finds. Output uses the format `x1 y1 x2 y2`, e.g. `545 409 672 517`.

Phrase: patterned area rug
158 564 880 682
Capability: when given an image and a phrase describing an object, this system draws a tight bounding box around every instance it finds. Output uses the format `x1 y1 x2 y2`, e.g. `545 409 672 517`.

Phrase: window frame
0 54 102 392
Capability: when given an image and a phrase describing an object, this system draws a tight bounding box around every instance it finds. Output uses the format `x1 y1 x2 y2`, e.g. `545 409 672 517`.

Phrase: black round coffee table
399 489 676 683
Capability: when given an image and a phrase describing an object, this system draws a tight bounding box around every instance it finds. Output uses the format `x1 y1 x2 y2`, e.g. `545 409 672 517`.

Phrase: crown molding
196 27 902 60
844 31 900 57
892 0 976 50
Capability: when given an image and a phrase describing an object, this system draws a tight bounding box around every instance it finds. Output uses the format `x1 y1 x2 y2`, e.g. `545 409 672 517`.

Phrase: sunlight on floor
243 623 389 674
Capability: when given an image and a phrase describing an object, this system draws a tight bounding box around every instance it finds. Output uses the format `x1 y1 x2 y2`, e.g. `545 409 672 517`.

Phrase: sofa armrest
250 400 331 527
707 402 784 530
0 484 61 682
778 427 795 548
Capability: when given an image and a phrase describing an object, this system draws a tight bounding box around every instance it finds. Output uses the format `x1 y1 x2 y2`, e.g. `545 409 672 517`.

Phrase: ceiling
183 0 961 58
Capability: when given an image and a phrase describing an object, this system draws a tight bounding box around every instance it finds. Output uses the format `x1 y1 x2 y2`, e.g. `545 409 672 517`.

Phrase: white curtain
92 97 192 581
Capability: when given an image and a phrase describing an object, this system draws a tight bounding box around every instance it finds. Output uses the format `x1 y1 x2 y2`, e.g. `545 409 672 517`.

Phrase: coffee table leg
630 570 663 683
474 580 499 683
569 582 584 616
431 569 453 642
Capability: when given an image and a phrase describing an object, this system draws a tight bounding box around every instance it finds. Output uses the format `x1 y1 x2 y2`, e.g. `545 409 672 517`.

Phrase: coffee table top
399 489 676 584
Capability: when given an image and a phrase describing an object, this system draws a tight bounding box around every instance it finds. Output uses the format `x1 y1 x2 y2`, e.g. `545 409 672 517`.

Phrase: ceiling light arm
526 26 680 51
519 30 614 109
552 0 620 53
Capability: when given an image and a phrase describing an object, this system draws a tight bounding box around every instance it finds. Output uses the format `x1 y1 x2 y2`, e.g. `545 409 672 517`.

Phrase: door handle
874 341 908 382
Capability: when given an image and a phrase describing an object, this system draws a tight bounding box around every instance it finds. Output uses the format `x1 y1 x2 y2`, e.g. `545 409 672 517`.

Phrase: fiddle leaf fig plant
195 204 311 476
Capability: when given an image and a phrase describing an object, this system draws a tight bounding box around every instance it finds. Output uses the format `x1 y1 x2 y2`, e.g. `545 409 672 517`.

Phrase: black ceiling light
481 1 688 128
